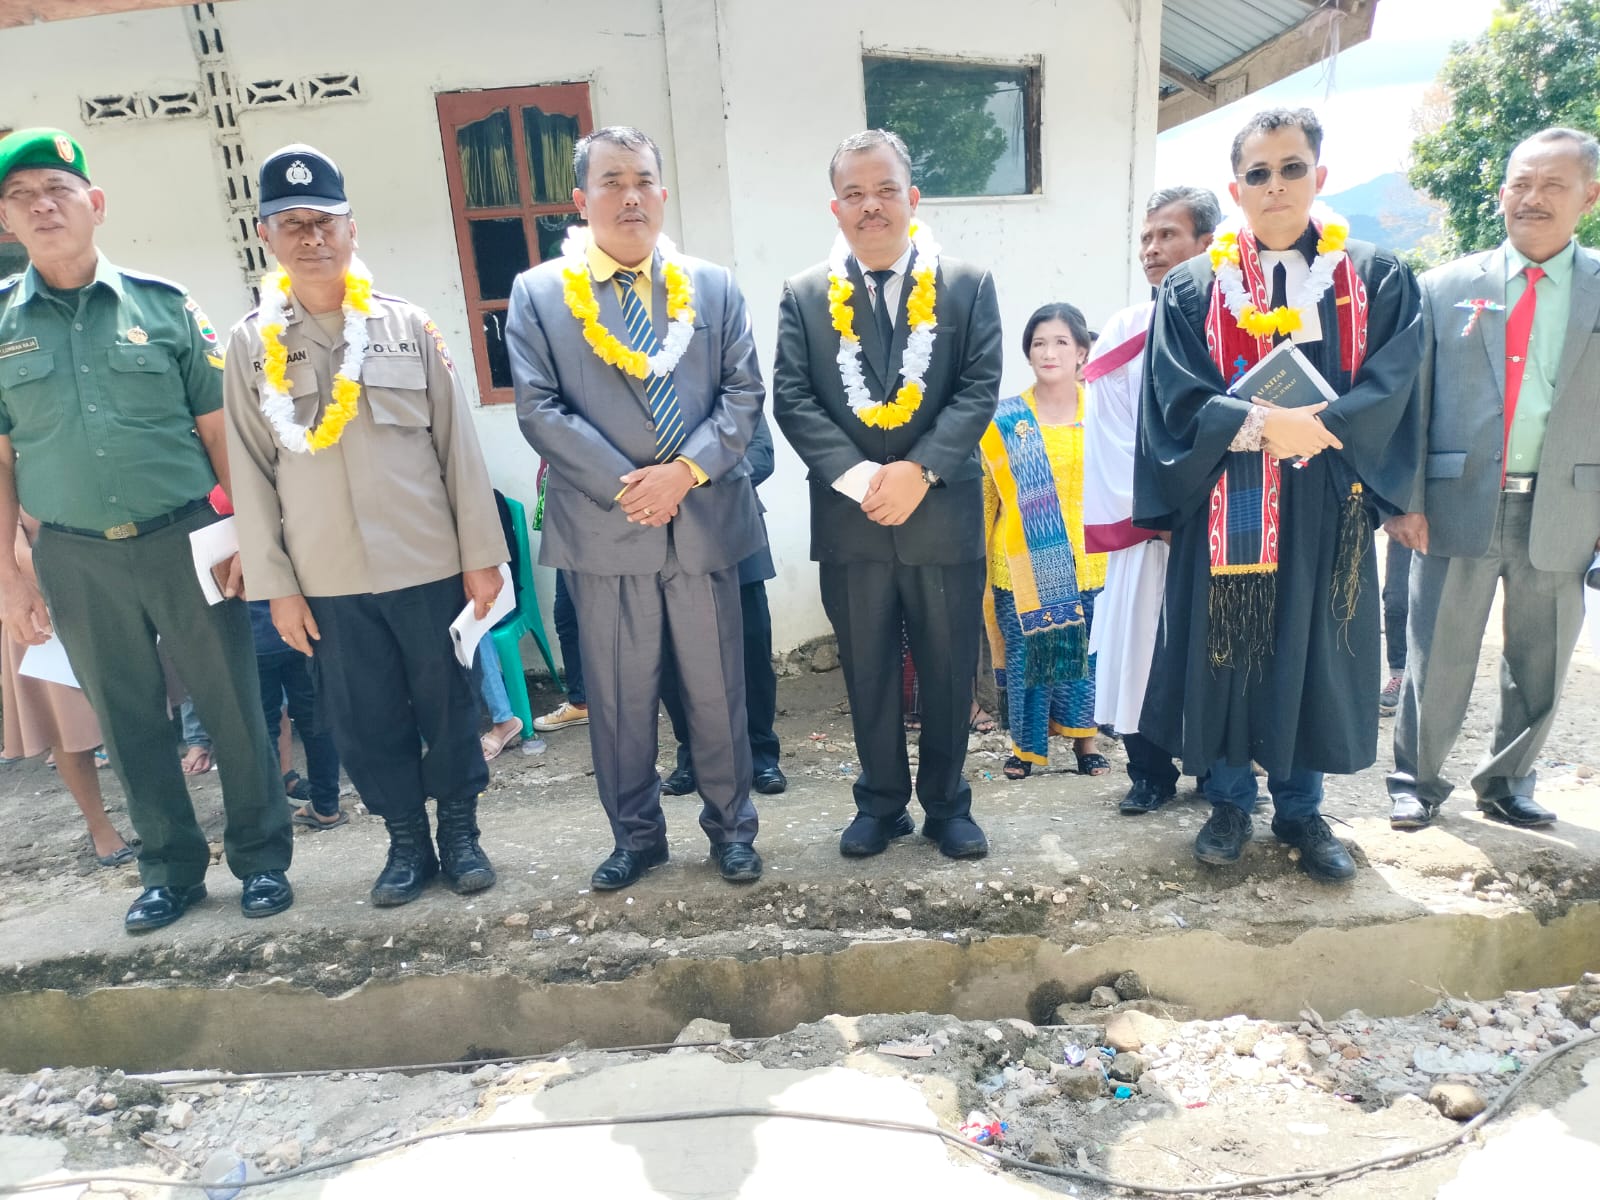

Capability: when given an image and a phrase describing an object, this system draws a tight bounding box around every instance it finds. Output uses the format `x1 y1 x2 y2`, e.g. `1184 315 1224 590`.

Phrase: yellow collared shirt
587 238 706 488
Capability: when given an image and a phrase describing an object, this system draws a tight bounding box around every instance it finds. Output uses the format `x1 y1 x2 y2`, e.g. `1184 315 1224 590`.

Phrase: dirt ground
0 551 1598 1195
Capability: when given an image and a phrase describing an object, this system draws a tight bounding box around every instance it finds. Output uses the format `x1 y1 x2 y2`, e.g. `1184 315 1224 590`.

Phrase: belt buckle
103 522 138 540
1503 475 1535 495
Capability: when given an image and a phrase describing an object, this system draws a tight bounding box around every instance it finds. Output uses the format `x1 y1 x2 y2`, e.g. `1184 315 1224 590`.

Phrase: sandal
291 806 349 831
481 718 525 762
969 704 997 735
95 845 137 868
1075 751 1111 776
180 745 213 775
282 770 309 801
1003 755 1032 781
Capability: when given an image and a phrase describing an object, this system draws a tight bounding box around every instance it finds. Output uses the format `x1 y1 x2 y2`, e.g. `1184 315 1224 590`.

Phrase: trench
3 902 1597 1074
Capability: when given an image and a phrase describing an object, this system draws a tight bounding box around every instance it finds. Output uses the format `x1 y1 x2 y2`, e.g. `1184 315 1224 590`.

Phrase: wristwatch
920 465 941 486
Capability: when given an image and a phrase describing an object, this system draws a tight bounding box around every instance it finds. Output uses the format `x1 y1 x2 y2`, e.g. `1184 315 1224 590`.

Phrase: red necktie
1503 264 1545 481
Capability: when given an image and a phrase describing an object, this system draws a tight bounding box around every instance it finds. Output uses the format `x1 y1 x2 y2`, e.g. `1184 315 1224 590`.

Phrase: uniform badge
54 136 74 163
285 160 313 187
186 298 219 344
422 319 454 372
125 326 149 345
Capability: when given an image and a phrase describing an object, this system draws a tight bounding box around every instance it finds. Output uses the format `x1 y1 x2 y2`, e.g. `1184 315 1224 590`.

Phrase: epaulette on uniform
0 273 21 295
117 266 186 294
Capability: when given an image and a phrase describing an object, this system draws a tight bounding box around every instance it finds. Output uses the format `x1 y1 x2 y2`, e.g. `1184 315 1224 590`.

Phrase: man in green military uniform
0 128 294 933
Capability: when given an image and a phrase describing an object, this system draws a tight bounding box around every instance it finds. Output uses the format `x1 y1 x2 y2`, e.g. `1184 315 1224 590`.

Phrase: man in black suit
773 129 1002 859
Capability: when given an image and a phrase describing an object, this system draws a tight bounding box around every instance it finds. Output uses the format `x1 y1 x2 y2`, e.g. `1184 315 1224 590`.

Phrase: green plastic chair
489 494 560 737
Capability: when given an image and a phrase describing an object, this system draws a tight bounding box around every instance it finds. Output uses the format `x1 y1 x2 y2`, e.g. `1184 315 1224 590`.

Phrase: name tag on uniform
0 338 39 359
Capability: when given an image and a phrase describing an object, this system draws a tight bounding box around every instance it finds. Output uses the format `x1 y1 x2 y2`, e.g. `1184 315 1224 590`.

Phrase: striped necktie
612 268 686 462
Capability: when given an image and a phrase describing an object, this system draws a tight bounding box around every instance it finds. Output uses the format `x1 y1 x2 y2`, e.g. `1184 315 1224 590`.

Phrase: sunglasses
1237 160 1312 188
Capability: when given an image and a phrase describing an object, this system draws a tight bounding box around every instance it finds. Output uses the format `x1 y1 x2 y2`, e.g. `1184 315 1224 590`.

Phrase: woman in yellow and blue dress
982 303 1109 780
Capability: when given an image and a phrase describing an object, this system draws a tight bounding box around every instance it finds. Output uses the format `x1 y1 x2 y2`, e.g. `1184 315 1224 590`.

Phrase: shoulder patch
185 297 219 345
206 352 225 370
422 319 454 372
117 267 186 293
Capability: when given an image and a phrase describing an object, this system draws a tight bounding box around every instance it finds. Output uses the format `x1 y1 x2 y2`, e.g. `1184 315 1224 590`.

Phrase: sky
1155 0 1503 211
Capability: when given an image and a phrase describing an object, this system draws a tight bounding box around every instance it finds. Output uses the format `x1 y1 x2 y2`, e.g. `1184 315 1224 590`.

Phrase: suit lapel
1555 248 1600 397
846 258 889 398
1475 247 1508 402
592 262 653 414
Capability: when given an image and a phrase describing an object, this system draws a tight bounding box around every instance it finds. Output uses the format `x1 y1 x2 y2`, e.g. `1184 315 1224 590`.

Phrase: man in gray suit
773 129 1002 861
1386 126 1600 830
508 126 765 888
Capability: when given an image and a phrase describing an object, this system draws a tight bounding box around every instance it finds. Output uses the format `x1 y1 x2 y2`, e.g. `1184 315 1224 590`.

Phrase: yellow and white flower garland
560 226 695 378
827 220 939 430
257 258 373 454
1209 207 1349 340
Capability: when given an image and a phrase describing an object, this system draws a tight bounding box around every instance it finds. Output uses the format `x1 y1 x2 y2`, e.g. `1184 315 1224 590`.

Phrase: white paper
831 461 880 504
19 636 79 690
449 564 515 668
189 516 239 605
1586 552 1600 655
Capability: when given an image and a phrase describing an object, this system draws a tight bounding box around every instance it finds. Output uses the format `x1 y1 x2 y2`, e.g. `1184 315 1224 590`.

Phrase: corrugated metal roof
1161 0 1332 94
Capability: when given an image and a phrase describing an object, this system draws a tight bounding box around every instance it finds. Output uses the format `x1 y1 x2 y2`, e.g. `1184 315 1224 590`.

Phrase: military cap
0 128 89 186
258 143 350 218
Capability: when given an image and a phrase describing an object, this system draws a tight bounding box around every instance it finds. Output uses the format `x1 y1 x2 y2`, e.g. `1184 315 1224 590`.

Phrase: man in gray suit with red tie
508 126 765 888
1386 126 1600 830
773 130 1002 861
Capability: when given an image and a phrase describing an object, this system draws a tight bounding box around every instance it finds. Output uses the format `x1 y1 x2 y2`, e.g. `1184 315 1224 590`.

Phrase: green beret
0 128 90 186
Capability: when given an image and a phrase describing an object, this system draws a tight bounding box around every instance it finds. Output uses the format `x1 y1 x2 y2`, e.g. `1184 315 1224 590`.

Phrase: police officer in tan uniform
222 145 509 907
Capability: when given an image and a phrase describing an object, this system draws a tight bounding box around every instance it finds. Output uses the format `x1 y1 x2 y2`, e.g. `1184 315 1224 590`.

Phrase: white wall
0 0 1160 658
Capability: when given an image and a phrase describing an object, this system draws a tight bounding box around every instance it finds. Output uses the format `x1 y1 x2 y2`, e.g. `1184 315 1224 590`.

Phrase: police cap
258 143 350 218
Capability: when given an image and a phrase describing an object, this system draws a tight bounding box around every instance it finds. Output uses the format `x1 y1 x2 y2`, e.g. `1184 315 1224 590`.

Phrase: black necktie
1269 262 1289 345
868 268 897 374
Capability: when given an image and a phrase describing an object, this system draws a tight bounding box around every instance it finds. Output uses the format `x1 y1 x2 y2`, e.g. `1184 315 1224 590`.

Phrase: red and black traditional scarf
1201 225 1370 668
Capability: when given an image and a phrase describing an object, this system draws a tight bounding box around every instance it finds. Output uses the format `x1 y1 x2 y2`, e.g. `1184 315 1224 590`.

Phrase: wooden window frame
436 84 593 405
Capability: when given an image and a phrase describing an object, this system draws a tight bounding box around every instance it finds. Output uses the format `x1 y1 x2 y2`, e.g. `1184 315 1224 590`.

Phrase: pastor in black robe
1132 232 1424 779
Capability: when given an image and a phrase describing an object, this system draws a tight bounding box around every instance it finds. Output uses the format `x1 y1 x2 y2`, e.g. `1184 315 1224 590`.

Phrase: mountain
1321 171 1442 252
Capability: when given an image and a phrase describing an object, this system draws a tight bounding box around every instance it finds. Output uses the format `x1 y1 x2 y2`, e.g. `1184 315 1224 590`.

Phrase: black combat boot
435 795 496 895
370 811 439 907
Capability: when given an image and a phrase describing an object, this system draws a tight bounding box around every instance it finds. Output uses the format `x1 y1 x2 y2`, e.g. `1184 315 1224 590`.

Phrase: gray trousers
1388 494 1585 808
566 545 757 852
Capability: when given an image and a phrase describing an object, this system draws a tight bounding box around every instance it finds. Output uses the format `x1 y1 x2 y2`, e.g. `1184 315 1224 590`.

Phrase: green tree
1409 0 1600 255
865 61 1011 197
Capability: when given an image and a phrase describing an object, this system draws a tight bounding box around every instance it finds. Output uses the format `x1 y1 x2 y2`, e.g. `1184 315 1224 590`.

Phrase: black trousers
1382 538 1412 673
661 579 780 775
306 575 487 821
258 650 341 816
1123 731 1180 791
820 559 985 821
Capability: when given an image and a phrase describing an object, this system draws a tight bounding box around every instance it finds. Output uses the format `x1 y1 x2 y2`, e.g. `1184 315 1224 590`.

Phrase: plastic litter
1412 1045 1498 1075
1063 1043 1088 1067
959 1111 1006 1145
199 1152 261 1200
1113 1085 1134 1100
519 736 547 756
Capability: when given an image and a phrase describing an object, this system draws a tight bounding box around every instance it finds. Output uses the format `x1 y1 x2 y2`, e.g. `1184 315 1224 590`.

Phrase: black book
1227 341 1338 408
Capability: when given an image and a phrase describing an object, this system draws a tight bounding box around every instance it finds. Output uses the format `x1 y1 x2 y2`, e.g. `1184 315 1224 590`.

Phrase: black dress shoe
1271 814 1357 882
1194 804 1253 865
922 815 989 859
240 870 294 918
753 766 788 795
661 765 697 796
1119 779 1176 815
1389 794 1439 830
125 883 207 933
839 810 915 857
1476 794 1556 827
711 841 763 883
591 843 669 890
